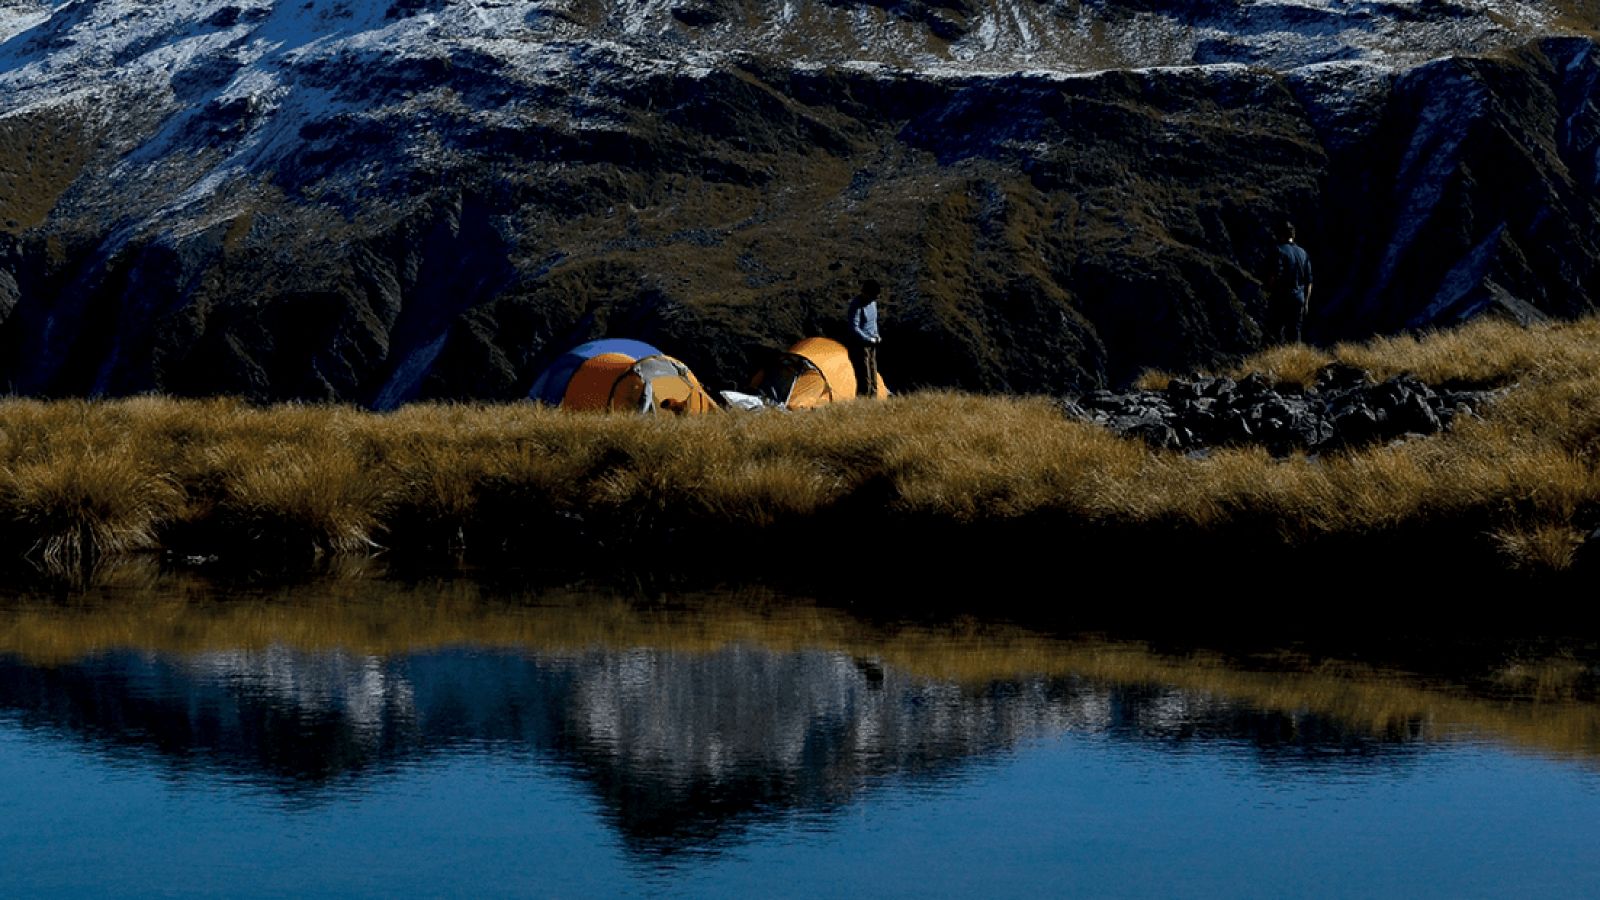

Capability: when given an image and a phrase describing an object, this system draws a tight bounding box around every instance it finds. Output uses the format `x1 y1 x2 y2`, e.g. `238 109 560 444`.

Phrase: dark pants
1265 296 1307 345
854 342 880 397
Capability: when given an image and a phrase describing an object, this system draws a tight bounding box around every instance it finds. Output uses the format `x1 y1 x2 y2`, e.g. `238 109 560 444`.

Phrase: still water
1 570 1598 897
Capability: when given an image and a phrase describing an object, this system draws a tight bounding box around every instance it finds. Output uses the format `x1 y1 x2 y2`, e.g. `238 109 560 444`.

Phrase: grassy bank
1 316 1598 580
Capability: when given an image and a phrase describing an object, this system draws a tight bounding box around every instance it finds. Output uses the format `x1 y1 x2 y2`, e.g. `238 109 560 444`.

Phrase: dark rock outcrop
1061 364 1497 454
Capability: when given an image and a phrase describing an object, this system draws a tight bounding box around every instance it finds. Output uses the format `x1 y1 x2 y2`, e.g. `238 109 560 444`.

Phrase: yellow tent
749 337 887 409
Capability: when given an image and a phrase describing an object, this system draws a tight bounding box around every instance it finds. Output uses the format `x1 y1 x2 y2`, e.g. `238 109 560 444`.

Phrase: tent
748 337 887 409
529 339 662 406
529 339 717 414
608 355 719 414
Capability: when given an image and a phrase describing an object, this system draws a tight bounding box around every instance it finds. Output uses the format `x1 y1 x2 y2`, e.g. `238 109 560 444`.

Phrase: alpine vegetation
0 316 1596 580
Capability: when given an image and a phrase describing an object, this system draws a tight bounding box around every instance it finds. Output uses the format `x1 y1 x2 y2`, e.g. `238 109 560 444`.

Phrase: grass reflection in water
1 565 1597 772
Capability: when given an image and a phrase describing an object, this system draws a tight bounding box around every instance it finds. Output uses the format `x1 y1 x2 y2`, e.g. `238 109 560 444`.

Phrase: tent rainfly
607 354 719 414
529 339 718 413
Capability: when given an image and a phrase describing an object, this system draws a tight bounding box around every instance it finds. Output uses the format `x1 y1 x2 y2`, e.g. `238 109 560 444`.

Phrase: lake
1 567 1597 897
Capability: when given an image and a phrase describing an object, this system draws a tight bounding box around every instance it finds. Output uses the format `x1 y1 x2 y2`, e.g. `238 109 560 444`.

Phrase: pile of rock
1059 363 1498 455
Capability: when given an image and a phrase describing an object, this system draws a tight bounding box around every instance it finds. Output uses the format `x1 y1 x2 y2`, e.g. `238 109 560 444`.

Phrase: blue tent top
528 338 664 406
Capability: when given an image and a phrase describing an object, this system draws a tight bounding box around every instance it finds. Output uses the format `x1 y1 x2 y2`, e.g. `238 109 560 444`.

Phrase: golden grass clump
1132 370 1175 391
215 442 383 555
0 402 185 574
1228 341 1332 388
0 451 181 571
1492 524 1589 572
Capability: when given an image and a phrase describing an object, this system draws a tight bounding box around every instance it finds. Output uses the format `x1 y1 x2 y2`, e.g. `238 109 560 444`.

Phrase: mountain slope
0 0 1597 401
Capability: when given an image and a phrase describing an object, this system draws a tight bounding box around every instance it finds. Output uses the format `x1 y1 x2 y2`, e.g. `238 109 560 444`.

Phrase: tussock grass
1227 316 1600 388
0 402 184 573
0 453 180 572
1493 523 1589 572
0 316 1597 577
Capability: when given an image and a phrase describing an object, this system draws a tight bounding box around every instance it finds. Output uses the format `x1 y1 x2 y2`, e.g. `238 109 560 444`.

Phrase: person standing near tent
1266 220 1313 344
846 279 882 398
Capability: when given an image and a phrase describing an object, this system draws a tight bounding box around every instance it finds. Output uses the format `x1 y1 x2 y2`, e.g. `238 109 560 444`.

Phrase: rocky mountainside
1 0 1598 402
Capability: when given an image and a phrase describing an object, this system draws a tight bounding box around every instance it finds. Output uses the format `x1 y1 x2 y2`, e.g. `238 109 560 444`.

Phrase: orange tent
530 340 718 414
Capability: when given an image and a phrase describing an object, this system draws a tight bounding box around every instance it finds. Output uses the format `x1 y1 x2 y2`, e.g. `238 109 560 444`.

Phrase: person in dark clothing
1266 221 1314 344
846 279 883 398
